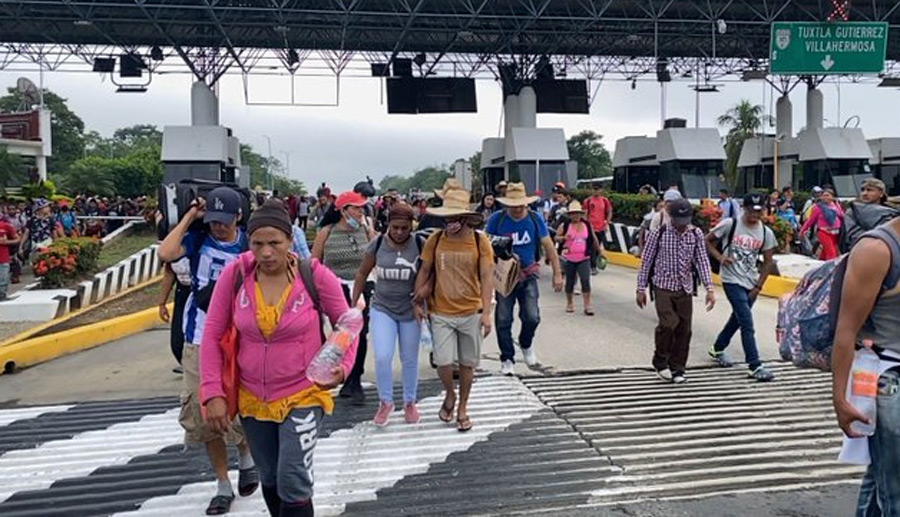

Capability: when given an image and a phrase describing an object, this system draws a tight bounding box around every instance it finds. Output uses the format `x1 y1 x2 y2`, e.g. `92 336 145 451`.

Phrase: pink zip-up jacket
199 252 357 405
801 202 845 235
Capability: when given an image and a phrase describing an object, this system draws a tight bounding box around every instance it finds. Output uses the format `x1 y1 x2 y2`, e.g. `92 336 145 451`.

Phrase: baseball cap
812 186 823 194
203 187 242 225
667 199 694 226
335 191 367 209
862 178 886 192
663 189 683 202
742 193 766 211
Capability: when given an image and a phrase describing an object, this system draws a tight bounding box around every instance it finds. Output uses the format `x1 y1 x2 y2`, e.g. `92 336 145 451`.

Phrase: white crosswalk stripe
522 363 864 507
115 376 544 516
0 405 73 429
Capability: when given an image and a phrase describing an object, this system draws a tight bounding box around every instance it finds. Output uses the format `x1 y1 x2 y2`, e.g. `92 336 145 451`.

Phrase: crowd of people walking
150 175 900 517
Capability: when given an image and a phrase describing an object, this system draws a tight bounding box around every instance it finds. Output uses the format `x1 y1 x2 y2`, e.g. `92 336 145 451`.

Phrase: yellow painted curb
0 275 163 349
0 302 171 375
606 251 799 299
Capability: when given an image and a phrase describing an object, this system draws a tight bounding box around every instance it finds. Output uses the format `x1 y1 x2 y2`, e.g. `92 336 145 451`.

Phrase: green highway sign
770 21 888 75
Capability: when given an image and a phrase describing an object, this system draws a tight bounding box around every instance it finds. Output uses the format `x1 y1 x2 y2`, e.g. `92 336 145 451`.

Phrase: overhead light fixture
150 46 164 61
274 25 289 34
287 49 299 66
92 57 116 73
717 19 728 34
413 53 427 67
878 77 900 87
741 69 769 81
73 20 93 26
116 85 148 93
691 84 721 93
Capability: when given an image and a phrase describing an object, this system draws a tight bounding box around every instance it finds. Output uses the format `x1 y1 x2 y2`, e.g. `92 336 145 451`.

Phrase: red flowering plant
764 214 794 253
32 237 102 288
693 205 723 233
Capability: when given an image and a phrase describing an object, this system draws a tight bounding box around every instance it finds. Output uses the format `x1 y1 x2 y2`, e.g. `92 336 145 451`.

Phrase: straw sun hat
496 182 539 207
426 188 477 217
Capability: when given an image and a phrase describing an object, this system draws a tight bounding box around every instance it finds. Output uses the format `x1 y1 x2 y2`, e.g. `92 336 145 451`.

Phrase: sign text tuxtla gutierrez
770 21 888 75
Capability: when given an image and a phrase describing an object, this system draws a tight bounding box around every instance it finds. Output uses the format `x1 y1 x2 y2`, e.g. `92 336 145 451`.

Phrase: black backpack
709 218 739 275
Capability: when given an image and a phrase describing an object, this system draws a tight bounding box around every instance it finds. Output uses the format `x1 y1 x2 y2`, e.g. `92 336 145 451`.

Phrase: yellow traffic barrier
0 303 170 375
605 251 799 299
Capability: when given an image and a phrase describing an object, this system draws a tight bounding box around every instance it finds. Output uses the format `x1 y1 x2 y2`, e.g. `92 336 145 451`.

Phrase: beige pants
179 346 245 445
431 312 483 368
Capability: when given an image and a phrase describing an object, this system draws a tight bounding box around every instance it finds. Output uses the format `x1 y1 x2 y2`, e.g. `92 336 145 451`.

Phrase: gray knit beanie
248 198 292 237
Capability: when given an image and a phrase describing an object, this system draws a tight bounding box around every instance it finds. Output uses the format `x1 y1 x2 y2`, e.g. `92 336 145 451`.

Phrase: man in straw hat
415 186 494 432
486 182 564 376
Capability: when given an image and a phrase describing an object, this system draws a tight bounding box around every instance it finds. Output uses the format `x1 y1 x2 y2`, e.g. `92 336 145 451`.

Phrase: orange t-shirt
585 196 612 232
421 231 493 317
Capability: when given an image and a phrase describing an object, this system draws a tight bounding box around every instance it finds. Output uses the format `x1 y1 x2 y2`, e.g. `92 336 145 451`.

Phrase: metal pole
774 139 780 189
263 134 273 190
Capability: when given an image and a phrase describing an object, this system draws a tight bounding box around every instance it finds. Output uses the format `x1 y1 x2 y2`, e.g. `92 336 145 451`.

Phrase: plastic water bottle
847 343 880 436
419 320 433 352
306 308 364 385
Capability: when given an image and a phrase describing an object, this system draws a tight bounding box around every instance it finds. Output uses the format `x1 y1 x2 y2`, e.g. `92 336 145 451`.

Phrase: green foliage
766 214 794 253
718 100 770 188
20 179 56 199
0 145 26 193
567 130 613 180
0 88 86 175
378 166 452 195
570 189 657 226
239 144 304 194
62 157 117 197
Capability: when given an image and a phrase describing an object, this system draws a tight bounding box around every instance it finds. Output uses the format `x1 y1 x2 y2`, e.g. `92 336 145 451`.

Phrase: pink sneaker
373 402 394 427
404 402 420 424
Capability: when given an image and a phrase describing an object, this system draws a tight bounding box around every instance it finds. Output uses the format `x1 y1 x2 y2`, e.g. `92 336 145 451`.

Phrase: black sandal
205 494 235 515
456 415 473 432
438 399 455 422
238 466 260 497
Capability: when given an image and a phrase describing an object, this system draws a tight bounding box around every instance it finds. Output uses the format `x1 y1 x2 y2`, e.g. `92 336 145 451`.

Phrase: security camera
717 19 727 34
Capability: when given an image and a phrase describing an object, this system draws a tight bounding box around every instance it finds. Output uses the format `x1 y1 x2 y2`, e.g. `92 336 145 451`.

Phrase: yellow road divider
605 251 799 299
0 303 171 375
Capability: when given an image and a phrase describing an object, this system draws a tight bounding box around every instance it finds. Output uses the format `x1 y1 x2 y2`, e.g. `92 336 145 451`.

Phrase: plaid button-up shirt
637 225 714 293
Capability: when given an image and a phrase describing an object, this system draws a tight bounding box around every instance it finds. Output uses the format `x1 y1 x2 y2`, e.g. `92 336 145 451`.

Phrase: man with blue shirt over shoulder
486 182 564 376
158 186 258 516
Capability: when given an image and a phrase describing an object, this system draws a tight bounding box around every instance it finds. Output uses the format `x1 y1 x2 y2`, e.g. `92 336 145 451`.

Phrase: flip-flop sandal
584 308 595 316
238 467 260 497
456 416 473 432
438 400 455 423
565 306 575 313
205 494 235 515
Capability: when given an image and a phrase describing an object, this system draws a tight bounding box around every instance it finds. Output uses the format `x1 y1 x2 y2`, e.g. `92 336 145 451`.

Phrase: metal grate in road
522 363 863 506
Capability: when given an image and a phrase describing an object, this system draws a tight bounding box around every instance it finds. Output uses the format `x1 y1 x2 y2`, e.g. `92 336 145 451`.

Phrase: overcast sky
2 69 900 192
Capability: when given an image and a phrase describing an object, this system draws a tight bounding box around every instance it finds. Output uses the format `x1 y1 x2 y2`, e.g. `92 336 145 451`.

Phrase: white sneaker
500 360 515 376
573 287 581 295
673 374 687 384
523 347 538 367
656 369 673 382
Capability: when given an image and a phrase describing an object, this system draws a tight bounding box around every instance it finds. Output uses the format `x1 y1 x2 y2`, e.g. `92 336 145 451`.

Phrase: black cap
204 187 242 225
667 199 693 226
743 193 765 211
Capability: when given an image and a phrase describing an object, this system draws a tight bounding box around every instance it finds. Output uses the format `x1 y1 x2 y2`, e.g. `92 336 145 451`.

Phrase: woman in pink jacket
201 199 358 517
800 188 844 261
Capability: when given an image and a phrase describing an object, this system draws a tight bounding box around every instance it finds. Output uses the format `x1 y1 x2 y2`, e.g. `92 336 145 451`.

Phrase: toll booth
868 137 900 196
738 128 873 198
612 136 659 193
161 125 244 185
480 137 505 196
478 129 575 197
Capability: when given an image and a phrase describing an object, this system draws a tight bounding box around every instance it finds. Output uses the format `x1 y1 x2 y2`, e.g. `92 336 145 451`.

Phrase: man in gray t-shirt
706 193 777 382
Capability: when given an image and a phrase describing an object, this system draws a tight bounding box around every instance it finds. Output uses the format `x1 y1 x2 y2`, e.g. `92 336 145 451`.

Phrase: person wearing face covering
414 186 494 432
201 199 358 517
312 191 376 404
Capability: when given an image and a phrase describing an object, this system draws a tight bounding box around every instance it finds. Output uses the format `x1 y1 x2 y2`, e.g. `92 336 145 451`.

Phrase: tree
0 88 85 174
0 145 25 194
718 100 770 188
111 124 162 151
378 174 411 194
566 130 612 180
239 144 304 194
62 156 116 196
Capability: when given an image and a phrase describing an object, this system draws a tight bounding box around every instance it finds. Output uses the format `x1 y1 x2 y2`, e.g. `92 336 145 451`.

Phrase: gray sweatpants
240 406 324 503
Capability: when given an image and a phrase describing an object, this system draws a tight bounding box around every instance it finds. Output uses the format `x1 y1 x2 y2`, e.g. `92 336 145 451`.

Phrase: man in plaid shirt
636 199 716 384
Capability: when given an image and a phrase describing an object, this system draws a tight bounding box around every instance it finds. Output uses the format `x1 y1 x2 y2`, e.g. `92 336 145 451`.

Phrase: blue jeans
714 282 762 370
857 368 900 516
495 276 540 363
370 308 420 405
0 263 8 300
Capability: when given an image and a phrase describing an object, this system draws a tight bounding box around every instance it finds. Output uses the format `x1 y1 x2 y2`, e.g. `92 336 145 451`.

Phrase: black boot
280 500 314 517
261 485 281 516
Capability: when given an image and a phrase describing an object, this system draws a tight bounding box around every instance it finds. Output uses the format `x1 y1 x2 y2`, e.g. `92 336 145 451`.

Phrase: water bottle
306 308 364 385
419 319 433 352
847 344 880 436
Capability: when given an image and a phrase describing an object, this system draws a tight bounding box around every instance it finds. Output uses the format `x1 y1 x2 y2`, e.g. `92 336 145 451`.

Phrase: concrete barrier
0 243 162 322
0 303 169 375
